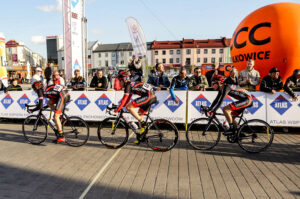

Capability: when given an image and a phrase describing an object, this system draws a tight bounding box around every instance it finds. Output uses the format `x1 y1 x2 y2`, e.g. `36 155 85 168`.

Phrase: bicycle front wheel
97 117 129 149
238 119 274 153
146 119 178 152
186 118 221 150
23 115 47 144
63 116 89 147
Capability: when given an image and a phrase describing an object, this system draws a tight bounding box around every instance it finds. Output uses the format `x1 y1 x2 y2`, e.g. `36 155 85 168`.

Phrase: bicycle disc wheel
23 115 47 144
186 118 221 150
238 119 274 153
97 117 129 149
63 116 89 147
146 119 178 152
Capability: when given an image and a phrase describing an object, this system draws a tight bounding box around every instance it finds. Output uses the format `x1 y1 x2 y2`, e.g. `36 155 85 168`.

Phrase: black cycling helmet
117 70 130 81
212 75 226 86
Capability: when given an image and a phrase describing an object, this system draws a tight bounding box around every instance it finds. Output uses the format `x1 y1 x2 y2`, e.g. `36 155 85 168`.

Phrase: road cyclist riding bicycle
204 75 253 136
30 81 70 143
115 70 157 144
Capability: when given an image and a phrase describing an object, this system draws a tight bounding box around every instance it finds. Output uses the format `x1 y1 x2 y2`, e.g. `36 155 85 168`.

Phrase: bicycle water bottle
130 121 138 131
223 121 230 131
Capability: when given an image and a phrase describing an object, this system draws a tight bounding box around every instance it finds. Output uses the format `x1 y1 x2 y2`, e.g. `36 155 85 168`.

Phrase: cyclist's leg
127 95 149 121
54 94 67 142
47 99 55 110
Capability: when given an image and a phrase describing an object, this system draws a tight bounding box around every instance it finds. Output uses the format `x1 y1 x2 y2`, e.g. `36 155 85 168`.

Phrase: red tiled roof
6 40 23 47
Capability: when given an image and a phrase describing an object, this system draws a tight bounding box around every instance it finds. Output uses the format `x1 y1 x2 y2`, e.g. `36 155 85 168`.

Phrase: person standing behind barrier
48 71 65 87
31 67 44 84
7 78 22 91
107 72 113 89
67 69 86 91
170 68 189 104
260 67 283 94
147 63 170 91
188 67 208 91
44 65 53 85
129 55 143 82
225 67 239 85
284 69 300 101
205 64 225 87
0 79 7 93
90 69 108 90
238 59 260 91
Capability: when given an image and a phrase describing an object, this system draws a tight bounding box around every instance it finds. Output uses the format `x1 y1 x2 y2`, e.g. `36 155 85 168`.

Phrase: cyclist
114 70 157 143
205 75 253 135
29 81 70 143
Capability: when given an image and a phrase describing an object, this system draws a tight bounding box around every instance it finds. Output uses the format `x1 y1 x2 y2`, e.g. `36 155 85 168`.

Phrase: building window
186 49 191 55
220 49 223 54
105 60 108 66
170 50 173 55
204 58 207 63
156 59 159 63
176 50 181 54
112 53 115 57
204 49 208 54
212 49 216 54
105 52 108 57
98 53 101 57
197 49 200 54
88 55 91 59
155 51 158 55
120 60 124 65
197 58 200 63
211 58 215 63
162 50 166 55
120 52 124 56
129 52 132 56
176 58 180 63
219 57 222 63
186 58 191 65
170 58 173 64
162 59 166 63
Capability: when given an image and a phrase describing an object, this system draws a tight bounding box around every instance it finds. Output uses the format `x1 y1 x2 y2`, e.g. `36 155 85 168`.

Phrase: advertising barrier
0 91 299 127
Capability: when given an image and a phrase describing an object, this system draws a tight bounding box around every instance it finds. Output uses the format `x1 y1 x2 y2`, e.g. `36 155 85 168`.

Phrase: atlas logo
17 94 31 109
246 95 263 114
191 94 211 113
151 101 160 109
95 94 111 111
75 94 90 111
164 96 182 112
270 95 291 115
220 96 233 109
1 94 14 109
72 0 79 8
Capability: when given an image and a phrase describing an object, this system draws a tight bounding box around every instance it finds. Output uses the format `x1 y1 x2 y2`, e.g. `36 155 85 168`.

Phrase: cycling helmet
117 70 130 81
212 75 226 86
32 81 43 90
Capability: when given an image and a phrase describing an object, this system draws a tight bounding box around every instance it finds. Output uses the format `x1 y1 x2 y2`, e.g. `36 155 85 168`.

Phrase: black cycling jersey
124 82 154 96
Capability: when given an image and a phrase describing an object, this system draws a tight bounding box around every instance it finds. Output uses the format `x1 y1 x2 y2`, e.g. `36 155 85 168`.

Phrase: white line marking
79 132 134 199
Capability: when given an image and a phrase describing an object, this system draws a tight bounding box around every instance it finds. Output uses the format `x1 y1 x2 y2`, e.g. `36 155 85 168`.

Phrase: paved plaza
0 122 299 199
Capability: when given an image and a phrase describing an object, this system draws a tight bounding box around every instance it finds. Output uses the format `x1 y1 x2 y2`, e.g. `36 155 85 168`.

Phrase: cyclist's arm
30 89 44 112
115 84 131 113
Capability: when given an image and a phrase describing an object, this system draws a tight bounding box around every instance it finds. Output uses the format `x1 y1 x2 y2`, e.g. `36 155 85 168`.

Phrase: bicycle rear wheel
23 115 47 144
97 117 129 149
63 116 89 147
186 118 221 150
238 119 274 153
146 119 178 152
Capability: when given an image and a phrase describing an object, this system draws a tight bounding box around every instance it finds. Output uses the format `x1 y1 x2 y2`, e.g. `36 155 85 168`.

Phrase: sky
1 0 299 58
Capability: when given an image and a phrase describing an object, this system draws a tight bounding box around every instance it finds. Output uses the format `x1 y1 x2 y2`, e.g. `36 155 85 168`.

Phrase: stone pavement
0 123 299 199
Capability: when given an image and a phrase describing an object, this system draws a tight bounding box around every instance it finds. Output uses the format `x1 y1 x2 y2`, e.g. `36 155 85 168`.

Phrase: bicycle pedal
52 139 58 144
134 140 140 145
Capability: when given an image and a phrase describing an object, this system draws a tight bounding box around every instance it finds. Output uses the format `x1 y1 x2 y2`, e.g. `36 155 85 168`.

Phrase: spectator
260 67 283 94
67 69 86 91
225 67 238 85
284 69 300 101
129 55 143 82
170 68 189 103
205 64 225 87
48 71 65 86
90 69 108 90
0 79 7 93
31 67 44 84
107 72 113 89
238 59 260 91
147 63 170 91
7 79 22 91
44 65 53 85
188 67 208 91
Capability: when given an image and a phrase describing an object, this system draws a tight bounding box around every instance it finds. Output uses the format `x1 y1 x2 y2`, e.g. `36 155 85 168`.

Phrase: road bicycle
186 105 274 153
97 104 179 151
23 104 89 147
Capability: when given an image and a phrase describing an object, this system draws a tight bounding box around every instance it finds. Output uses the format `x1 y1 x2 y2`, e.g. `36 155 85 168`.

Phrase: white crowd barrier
0 90 299 127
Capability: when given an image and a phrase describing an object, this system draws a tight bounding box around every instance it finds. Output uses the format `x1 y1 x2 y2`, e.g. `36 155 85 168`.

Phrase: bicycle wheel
22 115 47 144
186 118 221 150
238 119 274 153
97 117 129 149
146 119 178 152
63 116 89 147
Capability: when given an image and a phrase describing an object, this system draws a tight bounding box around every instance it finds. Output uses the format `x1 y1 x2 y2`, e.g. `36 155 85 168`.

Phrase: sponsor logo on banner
220 96 233 109
1 94 14 109
191 94 211 113
75 94 90 111
164 96 182 112
270 95 292 115
72 0 79 7
17 94 31 109
246 95 262 114
95 94 112 111
151 101 160 109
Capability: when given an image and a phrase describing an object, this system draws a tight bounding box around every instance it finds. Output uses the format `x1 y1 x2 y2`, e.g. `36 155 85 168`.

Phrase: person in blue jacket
147 63 170 90
169 68 189 103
